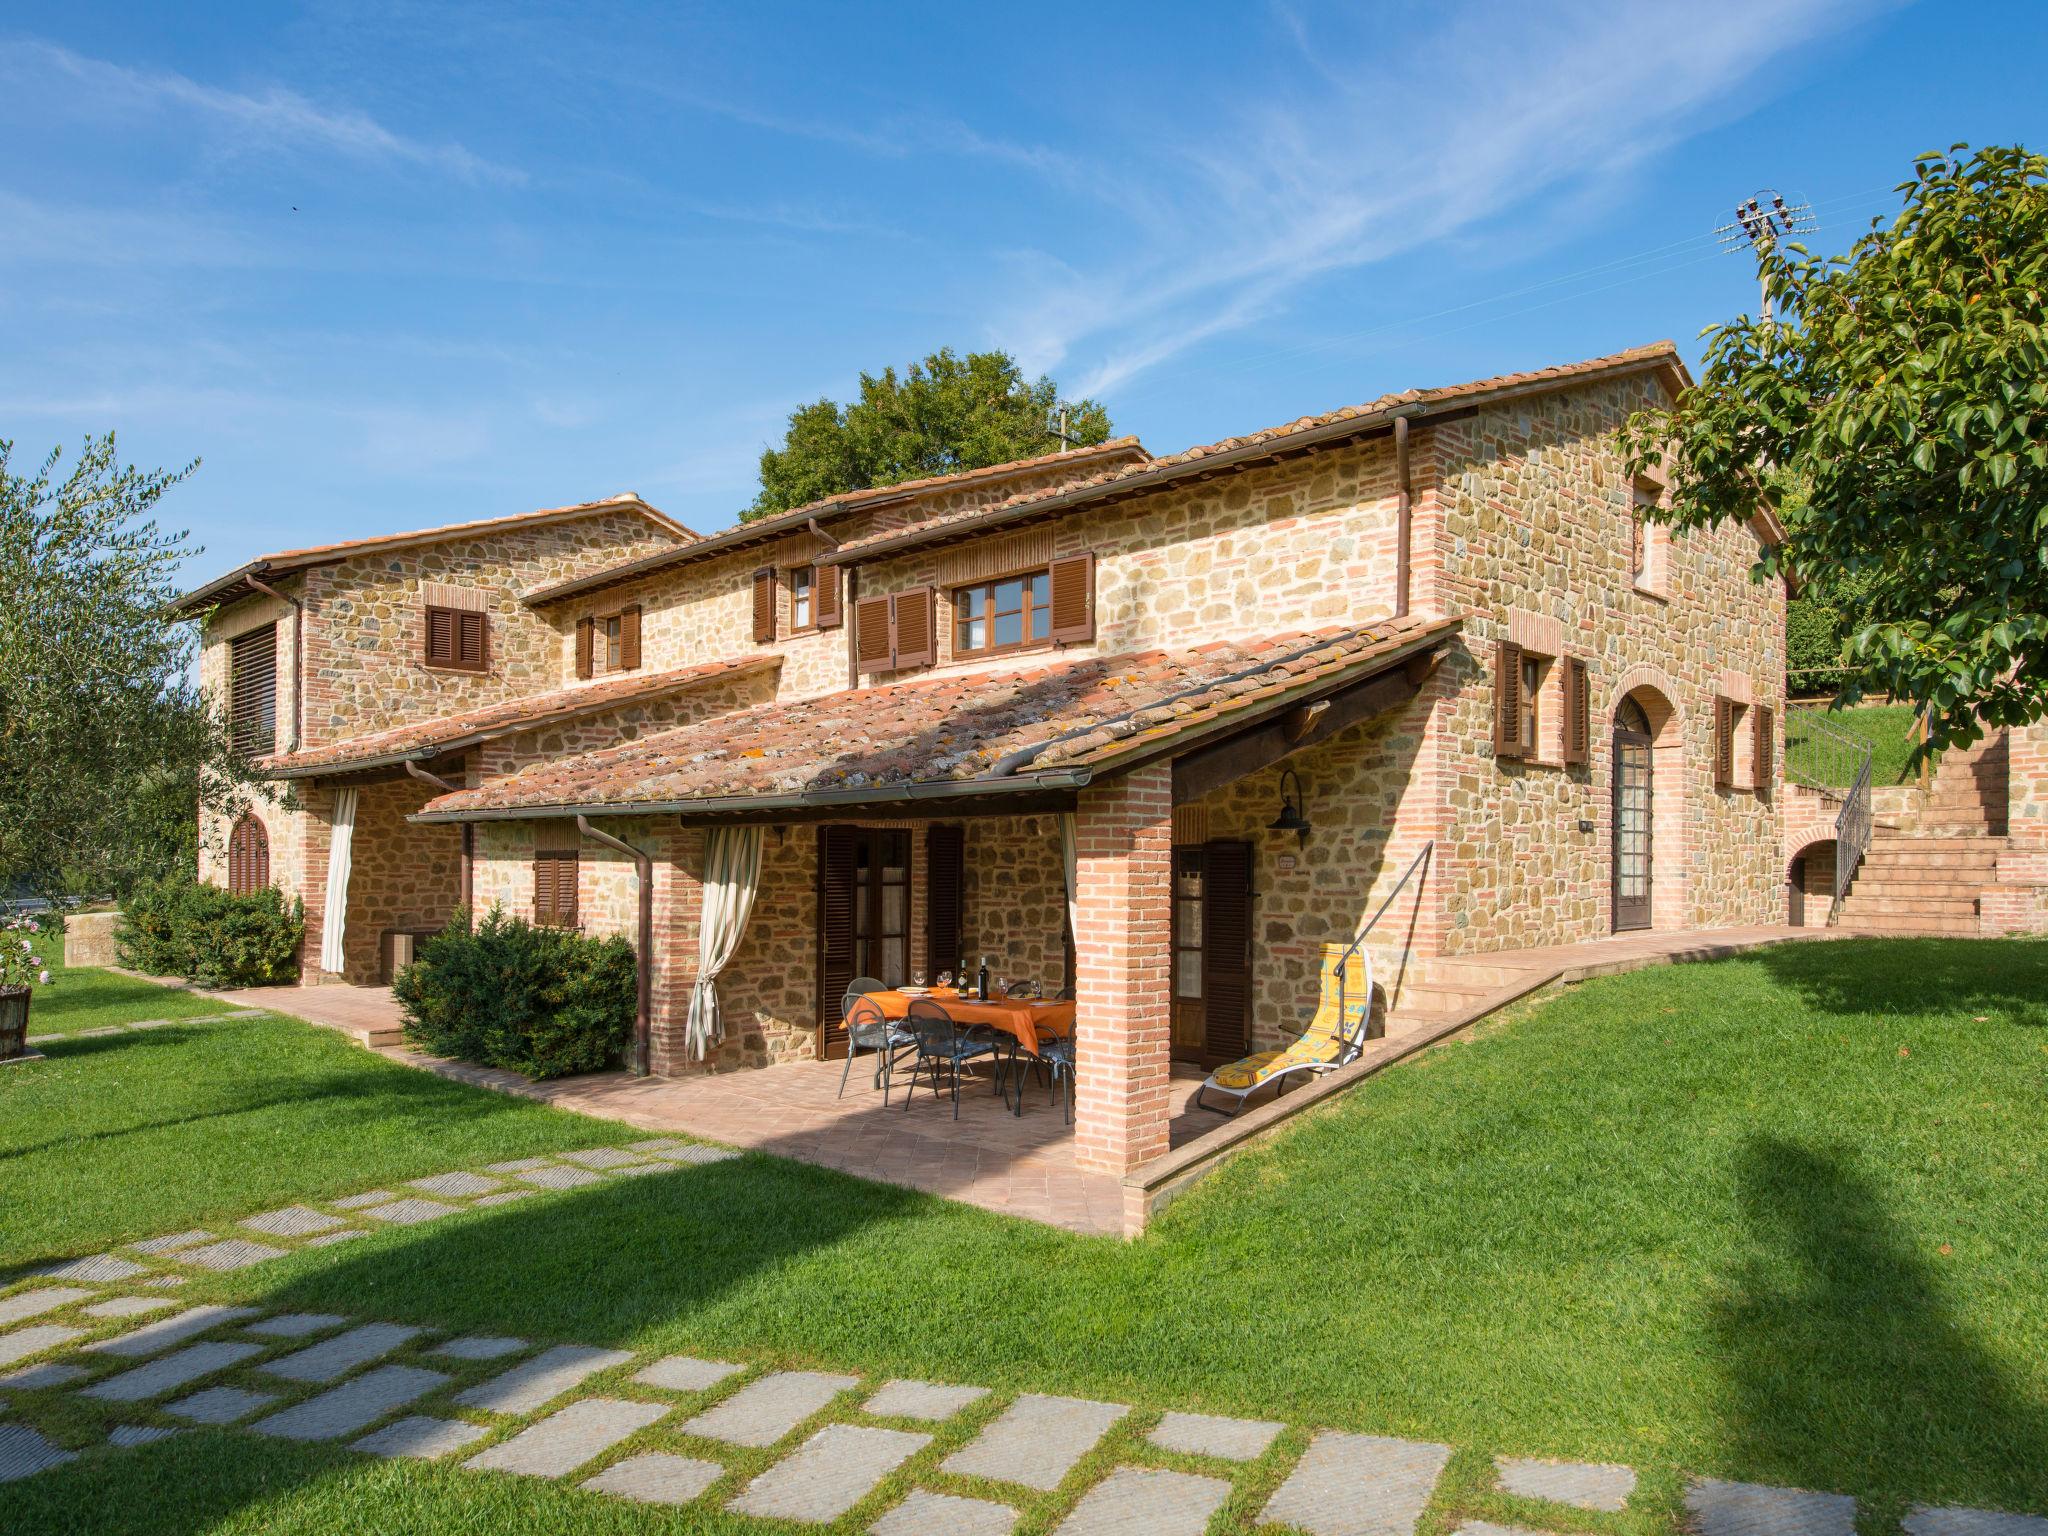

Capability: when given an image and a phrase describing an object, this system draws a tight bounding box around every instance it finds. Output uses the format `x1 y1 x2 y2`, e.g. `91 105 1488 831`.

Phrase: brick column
650 824 704 1076
1072 762 1174 1176
298 785 333 982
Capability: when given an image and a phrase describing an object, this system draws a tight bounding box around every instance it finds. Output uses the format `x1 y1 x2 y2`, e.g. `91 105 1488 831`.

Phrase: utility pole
1717 189 1814 321
1050 403 1074 453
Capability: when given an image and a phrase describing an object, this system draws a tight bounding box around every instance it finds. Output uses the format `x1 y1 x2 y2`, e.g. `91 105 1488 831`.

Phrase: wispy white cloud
6 40 523 186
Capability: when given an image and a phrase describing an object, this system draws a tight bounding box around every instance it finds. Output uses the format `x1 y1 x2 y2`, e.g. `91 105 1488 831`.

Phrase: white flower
37 970 49 985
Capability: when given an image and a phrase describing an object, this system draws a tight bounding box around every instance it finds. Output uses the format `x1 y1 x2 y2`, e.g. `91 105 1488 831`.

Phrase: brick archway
1785 835 1838 928
1605 669 1687 932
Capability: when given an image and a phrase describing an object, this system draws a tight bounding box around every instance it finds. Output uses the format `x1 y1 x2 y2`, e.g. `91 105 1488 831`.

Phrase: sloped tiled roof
416 615 1456 819
826 343 1687 564
520 437 1150 607
260 654 779 778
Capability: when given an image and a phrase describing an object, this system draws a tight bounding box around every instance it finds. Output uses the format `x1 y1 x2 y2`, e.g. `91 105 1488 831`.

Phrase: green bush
117 874 304 988
393 906 634 1080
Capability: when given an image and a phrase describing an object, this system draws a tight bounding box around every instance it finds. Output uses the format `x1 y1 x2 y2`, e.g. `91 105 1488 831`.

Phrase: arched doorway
1611 696 1654 931
227 814 270 895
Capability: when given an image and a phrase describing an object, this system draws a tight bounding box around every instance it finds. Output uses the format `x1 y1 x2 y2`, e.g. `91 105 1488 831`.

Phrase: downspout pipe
576 815 653 1078
404 761 472 921
1394 415 1412 619
244 572 303 752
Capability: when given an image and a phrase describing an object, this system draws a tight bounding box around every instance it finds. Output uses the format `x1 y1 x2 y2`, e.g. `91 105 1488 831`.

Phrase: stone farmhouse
180 341 1797 1200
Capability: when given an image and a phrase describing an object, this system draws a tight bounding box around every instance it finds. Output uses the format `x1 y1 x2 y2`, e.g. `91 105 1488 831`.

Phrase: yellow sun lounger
1194 942 1374 1115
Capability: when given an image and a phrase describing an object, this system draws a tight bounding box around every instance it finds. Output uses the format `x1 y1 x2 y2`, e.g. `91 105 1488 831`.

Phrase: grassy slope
1786 702 1923 786
5 938 2047 1531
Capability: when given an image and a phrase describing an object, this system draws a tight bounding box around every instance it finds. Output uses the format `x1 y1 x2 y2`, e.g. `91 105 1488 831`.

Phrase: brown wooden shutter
815 564 842 629
1714 697 1735 789
533 849 578 926
925 825 966 978
816 825 860 1055
1493 639 1524 757
891 586 935 670
1562 657 1590 765
227 814 269 894
1048 552 1096 644
1753 702 1774 791
228 624 278 755
618 604 642 671
574 616 595 679
752 567 778 644
531 850 554 924
425 606 455 666
457 610 487 670
854 594 894 673
1201 840 1254 1063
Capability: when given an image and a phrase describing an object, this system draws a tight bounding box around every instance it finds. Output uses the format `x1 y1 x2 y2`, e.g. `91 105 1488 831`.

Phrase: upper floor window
228 623 277 756
955 570 1052 657
575 604 639 679
1517 653 1543 754
425 605 488 672
790 565 814 631
604 615 623 669
1632 474 1670 596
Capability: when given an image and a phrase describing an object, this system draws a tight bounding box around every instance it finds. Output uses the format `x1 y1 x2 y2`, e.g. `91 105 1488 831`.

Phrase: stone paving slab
352 1414 490 1460
434 1335 529 1361
0 1325 86 1367
1496 1455 1637 1511
140 1274 188 1288
130 1231 214 1256
864 1378 990 1421
178 1238 290 1271
240 1205 351 1238
1686 1480 1858 1536
245 1313 348 1338
941 1393 1129 1491
872 1490 1021 1536
1150 1409 1285 1460
513 1165 607 1189
1262 1430 1454 1536
0 1287 93 1325
628 1138 691 1153
0 1360 88 1390
455 1344 636 1416
473 1189 538 1207
0 1423 74 1482
82 1304 252 1359
635 1355 743 1393
582 1451 725 1505
1055 1466 1232 1535
730 1422 930 1523
82 1340 264 1403
265 1322 424 1383
108 1425 179 1448
1906 1509 2048 1536
408 1171 504 1198
83 1296 181 1319
167 1385 278 1424
360 1197 462 1226
252 1363 449 1442
39 1253 151 1283
305 1230 367 1247
680 1369 861 1448
557 1147 653 1169
606 1161 671 1176
466 1396 669 1478
332 1190 399 1210
484 1157 558 1173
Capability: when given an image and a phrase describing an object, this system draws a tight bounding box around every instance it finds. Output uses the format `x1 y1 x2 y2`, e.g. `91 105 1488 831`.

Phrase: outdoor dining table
865 988 1076 1056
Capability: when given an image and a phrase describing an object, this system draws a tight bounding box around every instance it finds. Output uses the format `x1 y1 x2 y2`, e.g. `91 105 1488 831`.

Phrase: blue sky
2 1 2041 582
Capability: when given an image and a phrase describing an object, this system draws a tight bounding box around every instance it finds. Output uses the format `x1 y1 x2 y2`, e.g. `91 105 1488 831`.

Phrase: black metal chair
1038 1034 1076 1124
900 998 1001 1119
838 981 913 1102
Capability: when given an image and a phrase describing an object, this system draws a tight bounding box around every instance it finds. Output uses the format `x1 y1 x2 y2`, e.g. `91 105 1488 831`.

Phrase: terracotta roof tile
418 614 1456 818
261 654 779 777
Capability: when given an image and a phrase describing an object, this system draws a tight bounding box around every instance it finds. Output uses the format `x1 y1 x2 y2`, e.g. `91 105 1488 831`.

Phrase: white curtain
1059 812 1080 985
320 786 360 976
685 825 765 1061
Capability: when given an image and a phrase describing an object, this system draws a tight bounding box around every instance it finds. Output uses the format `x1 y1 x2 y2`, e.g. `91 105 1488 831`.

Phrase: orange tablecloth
865 990 1076 1055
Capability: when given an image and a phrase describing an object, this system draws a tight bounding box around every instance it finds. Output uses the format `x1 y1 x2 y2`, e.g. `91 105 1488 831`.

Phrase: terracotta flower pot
0 986 29 1061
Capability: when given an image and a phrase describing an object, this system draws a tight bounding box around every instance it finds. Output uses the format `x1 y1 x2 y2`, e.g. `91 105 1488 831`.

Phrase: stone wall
474 669 780 781
336 778 463 984
959 815 1068 994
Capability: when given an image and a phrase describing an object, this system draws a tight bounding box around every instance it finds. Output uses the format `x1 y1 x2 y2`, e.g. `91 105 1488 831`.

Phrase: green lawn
1786 702 1924 786
5 938 2047 1533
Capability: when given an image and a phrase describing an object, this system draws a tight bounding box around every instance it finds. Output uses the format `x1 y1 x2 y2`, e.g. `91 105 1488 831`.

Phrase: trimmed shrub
394 906 634 1080
117 874 304 988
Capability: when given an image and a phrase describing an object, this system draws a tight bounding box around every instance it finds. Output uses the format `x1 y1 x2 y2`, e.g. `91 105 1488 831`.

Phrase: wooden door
1612 716 1654 932
816 826 911 1059
1169 841 1254 1066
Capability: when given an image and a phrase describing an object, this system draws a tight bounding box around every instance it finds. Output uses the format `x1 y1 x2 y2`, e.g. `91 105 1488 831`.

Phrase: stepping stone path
140 1275 188 1288
0 1326 86 1368
1907 1511 2048 1536
484 1158 557 1173
40 1253 151 1283
253 1364 449 1442
466 1397 668 1478
353 1415 490 1461
131 1231 213 1255
1056 1466 1232 1536
435 1335 529 1361
584 1451 724 1506
1150 1409 1285 1460
168 1385 277 1424
474 1189 536 1206
333 1190 399 1210
681 1369 860 1448
83 1341 264 1403
305 1230 367 1247
942 1393 1128 1491
360 1197 461 1226
1496 1454 1637 1511
0 1423 73 1482
1262 1430 1453 1536
240 1205 351 1238
179 1238 290 1271
108 1425 177 1448
606 1162 670 1176
88 1306 255 1358
556 1148 650 1169
1686 1479 1859 1536
408 1171 503 1198
0 1361 87 1390
873 1491 1020 1536
0 1288 93 1326
245 1313 347 1338
864 1378 988 1421
513 1165 606 1189
635 1354 742 1392
83 1296 180 1319
455 1344 634 1416
264 1322 423 1383
730 1422 929 1523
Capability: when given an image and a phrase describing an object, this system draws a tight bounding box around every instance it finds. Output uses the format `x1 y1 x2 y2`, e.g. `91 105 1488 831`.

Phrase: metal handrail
1328 841 1434 1029
1784 707 1876 925
1832 755 1874 922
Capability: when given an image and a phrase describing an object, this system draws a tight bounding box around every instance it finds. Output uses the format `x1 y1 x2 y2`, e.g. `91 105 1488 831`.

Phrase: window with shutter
1047 552 1095 644
1562 657 1590 765
1200 840 1254 1065
752 567 777 644
855 594 893 672
816 563 843 629
925 825 965 978
533 849 579 927
574 616 594 679
1752 702 1774 791
1714 697 1736 788
227 814 269 895
618 604 642 671
788 566 815 631
815 825 860 1057
891 587 935 669
425 606 488 672
1493 639 1524 757
228 624 278 756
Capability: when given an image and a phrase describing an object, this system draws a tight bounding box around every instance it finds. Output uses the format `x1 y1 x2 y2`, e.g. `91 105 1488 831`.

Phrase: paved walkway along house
3 1156 2042 1534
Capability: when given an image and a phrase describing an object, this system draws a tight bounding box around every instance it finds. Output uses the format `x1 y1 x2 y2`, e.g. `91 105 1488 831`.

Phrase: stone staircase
1831 729 2009 937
